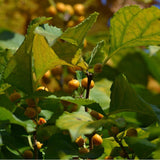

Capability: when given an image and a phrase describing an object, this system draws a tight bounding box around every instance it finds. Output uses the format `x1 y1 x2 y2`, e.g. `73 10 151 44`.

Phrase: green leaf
56 111 107 140
0 29 24 51
125 137 156 159
89 40 105 66
34 24 62 46
110 74 157 119
61 12 99 46
109 6 160 59
32 34 67 81
3 17 51 94
0 107 36 132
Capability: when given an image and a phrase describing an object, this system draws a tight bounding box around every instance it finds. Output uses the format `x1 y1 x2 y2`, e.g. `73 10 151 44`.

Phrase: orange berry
24 107 37 118
36 86 49 92
9 91 21 103
73 4 85 16
38 118 46 125
75 136 85 147
51 65 63 76
68 79 80 90
126 128 138 137
77 16 85 23
46 5 57 15
92 134 103 146
67 20 75 27
56 2 66 13
90 110 104 120
65 4 74 15
36 141 43 149
23 150 33 159
79 147 89 154
94 63 103 73
81 77 94 89
109 126 119 136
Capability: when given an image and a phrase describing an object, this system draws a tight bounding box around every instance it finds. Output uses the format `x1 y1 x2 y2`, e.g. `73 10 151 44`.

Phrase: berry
92 134 103 146
56 2 66 13
41 74 51 84
94 63 103 73
68 79 80 90
23 150 33 159
126 128 138 137
77 16 85 23
24 107 37 118
109 126 119 136
79 147 89 154
36 141 43 149
46 5 57 15
65 4 74 15
38 118 46 125
67 66 81 75
90 110 104 120
26 98 36 107
9 91 21 103
75 136 85 147
51 65 63 76
104 156 114 159
36 86 49 92
73 4 85 16
67 20 75 27
81 77 94 89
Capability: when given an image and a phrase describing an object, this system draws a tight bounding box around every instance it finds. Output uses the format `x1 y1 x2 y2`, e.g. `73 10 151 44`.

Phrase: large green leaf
108 6 160 60
109 74 157 120
3 17 51 94
56 111 107 141
0 29 24 51
61 12 99 46
0 107 36 132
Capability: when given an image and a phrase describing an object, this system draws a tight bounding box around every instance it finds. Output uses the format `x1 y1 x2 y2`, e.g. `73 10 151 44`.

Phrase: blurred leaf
61 12 99 46
110 74 157 120
46 134 78 159
125 137 156 159
56 111 107 141
89 40 105 66
0 29 24 51
34 24 62 46
0 107 36 132
3 17 50 94
109 6 160 58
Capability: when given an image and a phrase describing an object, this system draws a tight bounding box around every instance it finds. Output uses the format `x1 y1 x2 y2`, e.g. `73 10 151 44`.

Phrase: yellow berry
75 136 85 147
36 86 49 92
77 16 85 23
23 150 33 159
65 4 74 15
67 20 75 27
56 2 66 13
126 128 138 137
92 134 103 146
68 79 80 90
9 92 21 103
81 77 94 89
73 4 85 16
36 141 43 149
46 5 57 15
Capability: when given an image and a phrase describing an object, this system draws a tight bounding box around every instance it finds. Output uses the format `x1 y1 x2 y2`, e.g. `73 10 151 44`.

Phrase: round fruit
47 5 57 15
36 141 43 149
24 107 37 118
51 65 63 76
81 77 94 89
77 16 85 23
104 156 114 159
109 126 119 136
67 20 75 27
36 86 49 92
75 136 85 147
38 117 46 125
73 4 85 15
65 4 74 15
26 98 36 107
23 150 33 159
56 2 66 13
92 134 103 146
90 110 104 120
79 147 89 154
94 63 103 73
41 74 51 84
68 79 80 90
9 92 21 103
126 128 138 137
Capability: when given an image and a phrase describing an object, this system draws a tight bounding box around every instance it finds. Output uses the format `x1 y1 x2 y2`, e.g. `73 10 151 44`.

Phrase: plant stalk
33 131 38 159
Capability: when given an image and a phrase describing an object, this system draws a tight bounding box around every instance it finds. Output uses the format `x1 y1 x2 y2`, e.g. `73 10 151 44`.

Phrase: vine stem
114 136 130 159
33 131 38 159
85 72 93 112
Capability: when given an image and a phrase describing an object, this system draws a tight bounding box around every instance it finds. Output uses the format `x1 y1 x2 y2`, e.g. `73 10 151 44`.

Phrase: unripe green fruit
126 128 138 137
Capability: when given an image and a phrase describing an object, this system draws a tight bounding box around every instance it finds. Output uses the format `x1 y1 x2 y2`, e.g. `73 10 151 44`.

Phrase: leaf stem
33 131 38 159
